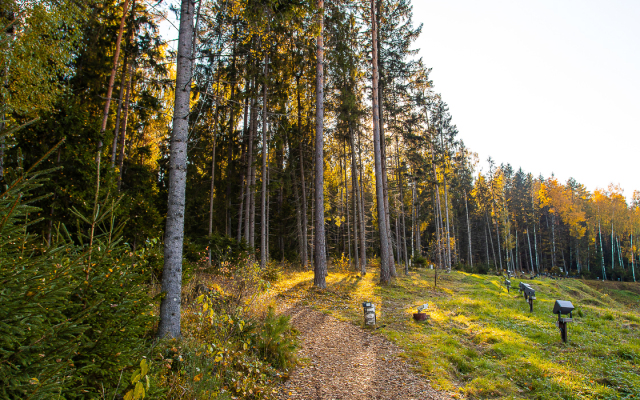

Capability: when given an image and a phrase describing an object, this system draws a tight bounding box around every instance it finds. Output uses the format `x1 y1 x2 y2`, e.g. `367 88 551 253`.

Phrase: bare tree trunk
464 190 472 268
415 183 422 256
110 52 129 168
487 212 497 272
396 141 408 274
158 0 194 339
527 229 534 274
349 122 366 274
551 214 557 269
599 220 606 280
96 0 132 180
314 0 327 288
343 142 352 265
116 59 134 190
245 82 256 243
411 179 416 258
443 175 452 271
351 140 360 272
237 85 250 242
632 233 636 282
297 81 309 268
207 133 216 267
484 222 490 266
260 54 270 269
357 127 367 264
371 0 390 283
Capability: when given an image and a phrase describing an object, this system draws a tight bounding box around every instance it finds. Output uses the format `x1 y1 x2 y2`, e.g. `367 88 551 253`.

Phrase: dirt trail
277 306 450 400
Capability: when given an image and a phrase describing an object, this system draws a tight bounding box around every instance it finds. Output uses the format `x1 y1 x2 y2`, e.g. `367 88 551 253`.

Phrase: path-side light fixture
519 282 529 297
362 302 376 326
523 285 536 312
505 279 511 293
413 303 429 321
553 300 574 343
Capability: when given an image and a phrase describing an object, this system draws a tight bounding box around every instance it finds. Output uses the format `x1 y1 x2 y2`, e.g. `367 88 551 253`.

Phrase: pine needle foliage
0 145 156 399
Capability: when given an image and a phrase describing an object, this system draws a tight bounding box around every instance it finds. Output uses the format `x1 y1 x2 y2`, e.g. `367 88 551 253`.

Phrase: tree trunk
237 90 250 242
314 0 327 288
110 52 129 168
632 233 636 282
464 190 472 268
527 229 534 274
207 133 216 267
158 0 195 339
599 220 607 280
96 0 132 181
443 175 452 271
116 58 134 190
245 81 257 244
349 122 366 274
260 54 270 269
396 141 408 274
297 79 309 268
343 142 352 265
487 212 497 272
371 0 390 283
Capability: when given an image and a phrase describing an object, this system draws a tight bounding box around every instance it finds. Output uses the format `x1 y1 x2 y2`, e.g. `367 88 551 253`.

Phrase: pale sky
412 0 640 199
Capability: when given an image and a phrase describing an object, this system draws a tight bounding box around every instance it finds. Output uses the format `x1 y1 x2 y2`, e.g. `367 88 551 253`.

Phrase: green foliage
153 260 295 399
0 0 84 120
261 260 283 282
411 254 427 268
0 151 156 399
254 307 298 371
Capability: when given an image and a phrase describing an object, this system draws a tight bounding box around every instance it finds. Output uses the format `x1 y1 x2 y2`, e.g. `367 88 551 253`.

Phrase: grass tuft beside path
267 268 640 399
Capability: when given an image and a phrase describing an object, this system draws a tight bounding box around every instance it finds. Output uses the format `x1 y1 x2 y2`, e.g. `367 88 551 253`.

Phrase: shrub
412 255 428 268
0 150 156 399
254 307 298 371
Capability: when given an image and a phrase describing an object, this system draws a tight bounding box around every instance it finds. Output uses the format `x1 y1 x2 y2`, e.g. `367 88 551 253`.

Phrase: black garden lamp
523 285 536 312
553 300 574 343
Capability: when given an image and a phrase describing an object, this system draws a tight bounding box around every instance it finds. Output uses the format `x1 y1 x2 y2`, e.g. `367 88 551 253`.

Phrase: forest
2 0 639 398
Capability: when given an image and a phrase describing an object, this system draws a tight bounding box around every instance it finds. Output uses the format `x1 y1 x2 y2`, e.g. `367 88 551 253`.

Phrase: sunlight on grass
270 268 640 399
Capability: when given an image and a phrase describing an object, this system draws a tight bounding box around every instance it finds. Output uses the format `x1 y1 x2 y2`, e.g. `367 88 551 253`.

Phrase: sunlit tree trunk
296 79 309 268
237 95 249 242
116 58 134 190
464 190 472 268
96 0 132 187
371 0 390 283
632 233 636 282
349 122 366 274
110 52 129 168
486 212 497 272
396 142 408 274
527 229 534 274
313 0 327 288
599 220 607 280
443 174 452 271
343 142 352 265
245 82 257 247
158 0 195 339
207 133 216 267
551 214 557 269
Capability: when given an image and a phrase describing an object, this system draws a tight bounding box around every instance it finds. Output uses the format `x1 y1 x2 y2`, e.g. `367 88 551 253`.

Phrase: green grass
270 268 640 399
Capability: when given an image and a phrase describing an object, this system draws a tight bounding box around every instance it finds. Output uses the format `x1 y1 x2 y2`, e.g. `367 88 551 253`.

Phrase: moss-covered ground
268 267 640 399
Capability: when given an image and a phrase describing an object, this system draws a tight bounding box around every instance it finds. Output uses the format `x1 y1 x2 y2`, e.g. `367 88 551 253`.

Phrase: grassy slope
269 268 640 399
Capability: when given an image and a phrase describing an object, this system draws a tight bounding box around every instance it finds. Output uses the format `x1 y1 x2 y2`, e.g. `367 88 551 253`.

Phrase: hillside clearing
264 268 640 399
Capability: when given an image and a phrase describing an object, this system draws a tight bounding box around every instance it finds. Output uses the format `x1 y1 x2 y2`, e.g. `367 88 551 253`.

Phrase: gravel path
277 307 451 400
